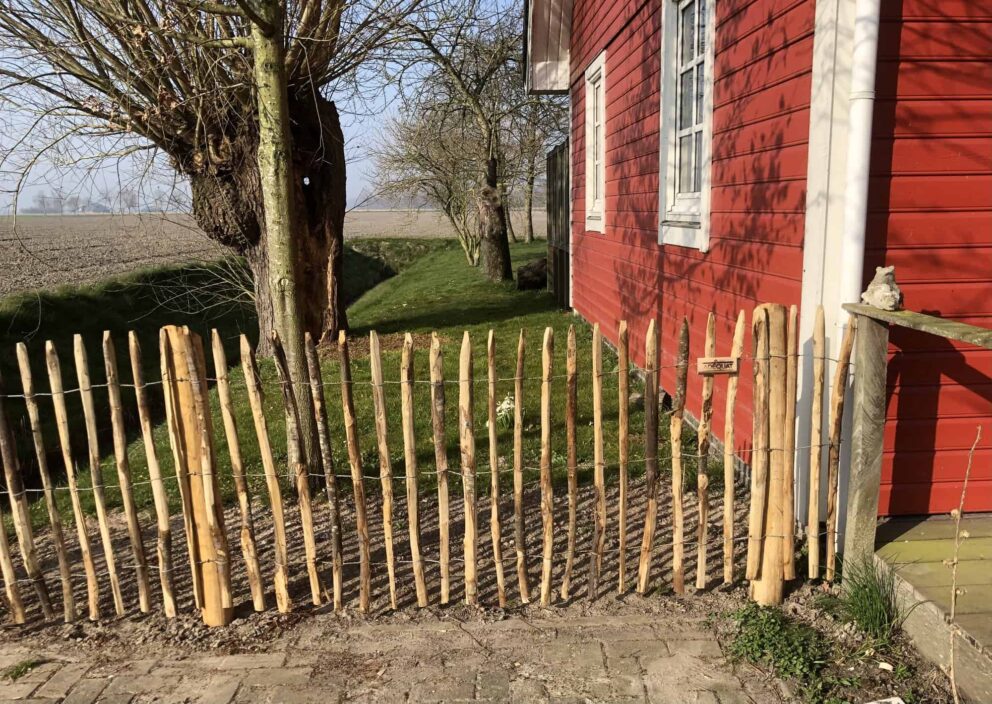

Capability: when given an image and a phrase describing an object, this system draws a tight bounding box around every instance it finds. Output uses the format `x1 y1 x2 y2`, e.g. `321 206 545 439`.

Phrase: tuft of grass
2 657 46 681
839 558 905 644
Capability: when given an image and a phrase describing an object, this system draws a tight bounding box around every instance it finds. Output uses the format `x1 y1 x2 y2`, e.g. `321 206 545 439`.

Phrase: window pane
694 131 703 191
695 65 704 126
698 0 706 56
680 2 695 64
679 69 693 129
679 135 693 193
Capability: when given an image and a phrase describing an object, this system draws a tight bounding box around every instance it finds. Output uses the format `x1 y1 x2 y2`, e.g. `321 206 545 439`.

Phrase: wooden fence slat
751 304 787 606
514 330 530 603
369 331 397 609
486 331 507 607
271 332 322 606
560 325 577 600
211 331 264 612
16 343 74 622
671 319 689 595
74 334 124 616
783 305 799 580
695 313 716 590
240 335 292 612
723 312 746 584
339 331 372 612
176 327 233 624
589 324 605 599
637 320 659 594
746 308 770 580
0 366 50 620
617 321 629 594
103 333 151 613
47 341 100 620
539 327 555 606
807 307 826 580
459 332 478 606
304 333 343 610
429 332 451 604
160 330 202 610
0 501 25 624
401 334 429 607
129 333 176 616
826 316 857 582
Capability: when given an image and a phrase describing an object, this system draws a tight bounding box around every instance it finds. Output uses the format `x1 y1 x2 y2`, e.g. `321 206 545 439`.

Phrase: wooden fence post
671 319 689 595
750 304 787 606
16 344 74 622
0 509 25 624
429 333 451 604
539 327 555 606
696 313 716 590
617 321 629 593
271 332 322 606
304 333 344 610
163 326 233 626
240 334 292 612
211 331 264 612
637 320 659 594
746 308 770 580
401 334 429 607
589 323 605 598
514 329 531 603
783 306 799 580
369 331 397 609
723 312 745 584
339 331 371 612
47 341 100 620
843 314 888 576
459 332 478 606
74 334 124 616
486 331 507 607
826 317 857 581
807 307 826 579
103 333 151 613
561 325 578 600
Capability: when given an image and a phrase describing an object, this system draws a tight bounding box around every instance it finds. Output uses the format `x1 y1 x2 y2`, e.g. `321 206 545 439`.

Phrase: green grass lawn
9 238 711 531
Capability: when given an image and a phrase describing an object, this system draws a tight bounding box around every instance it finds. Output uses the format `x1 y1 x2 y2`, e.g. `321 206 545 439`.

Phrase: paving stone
605 656 644 677
103 673 181 696
663 639 722 659
63 678 109 704
476 670 511 701
241 667 312 688
193 675 240 704
509 677 548 702
34 663 91 699
95 695 132 704
0 682 38 700
604 639 668 660
408 670 476 702
197 653 286 670
584 673 644 699
15 662 60 684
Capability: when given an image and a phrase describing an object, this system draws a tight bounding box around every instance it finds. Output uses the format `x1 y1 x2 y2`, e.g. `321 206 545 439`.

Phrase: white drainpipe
837 0 882 319
834 0 881 545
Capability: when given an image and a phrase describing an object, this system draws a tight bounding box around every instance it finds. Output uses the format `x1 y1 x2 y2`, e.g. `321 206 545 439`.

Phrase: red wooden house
525 0 992 521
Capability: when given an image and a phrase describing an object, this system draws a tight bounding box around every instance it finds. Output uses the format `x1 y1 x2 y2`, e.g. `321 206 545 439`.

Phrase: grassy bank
12 238 711 530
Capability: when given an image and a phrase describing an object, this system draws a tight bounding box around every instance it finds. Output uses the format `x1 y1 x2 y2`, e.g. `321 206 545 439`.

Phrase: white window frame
659 0 716 251
584 51 607 232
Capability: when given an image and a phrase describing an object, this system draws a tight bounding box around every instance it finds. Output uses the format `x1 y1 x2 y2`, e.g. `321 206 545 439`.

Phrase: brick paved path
0 614 781 703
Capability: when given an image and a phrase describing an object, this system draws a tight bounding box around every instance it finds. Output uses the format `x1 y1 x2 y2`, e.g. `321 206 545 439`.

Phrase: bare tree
0 0 421 354
394 0 521 281
507 97 567 242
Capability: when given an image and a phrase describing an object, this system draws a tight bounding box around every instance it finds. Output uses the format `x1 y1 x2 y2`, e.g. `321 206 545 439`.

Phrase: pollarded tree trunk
478 158 513 282
524 171 536 243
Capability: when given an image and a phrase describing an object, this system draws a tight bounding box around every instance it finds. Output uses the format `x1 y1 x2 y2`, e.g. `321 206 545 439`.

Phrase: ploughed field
0 210 547 297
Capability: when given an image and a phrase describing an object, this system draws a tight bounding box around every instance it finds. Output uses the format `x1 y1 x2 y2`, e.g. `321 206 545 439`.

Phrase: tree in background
0 0 421 353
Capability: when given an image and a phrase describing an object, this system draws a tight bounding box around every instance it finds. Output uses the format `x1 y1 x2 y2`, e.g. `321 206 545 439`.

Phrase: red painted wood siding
867 0 992 515
569 0 814 457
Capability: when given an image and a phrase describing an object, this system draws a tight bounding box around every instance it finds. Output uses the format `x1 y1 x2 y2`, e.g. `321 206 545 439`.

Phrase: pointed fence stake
589 323 605 600
695 313 716 590
486 331 507 607
17 344 74 622
561 326 578 600
617 321 629 594
369 331 397 609
339 331 371 612
746 309 770 580
637 320 659 594
826 316 857 582
514 330 531 603
401 334 429 607
429 332 451 604
807 307 826 579
783 305 799 580
722 312 746 584
539 327 555 606
459 332 478 606
671 319 690 595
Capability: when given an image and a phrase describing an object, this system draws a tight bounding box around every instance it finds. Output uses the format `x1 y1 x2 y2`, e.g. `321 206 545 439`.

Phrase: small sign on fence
696 356 739 375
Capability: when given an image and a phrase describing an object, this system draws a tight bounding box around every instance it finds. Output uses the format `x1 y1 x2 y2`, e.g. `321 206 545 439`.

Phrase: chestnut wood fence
0 303 855 627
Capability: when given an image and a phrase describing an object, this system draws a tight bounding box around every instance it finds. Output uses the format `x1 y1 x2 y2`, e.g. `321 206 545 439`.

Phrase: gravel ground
0 211 547 297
